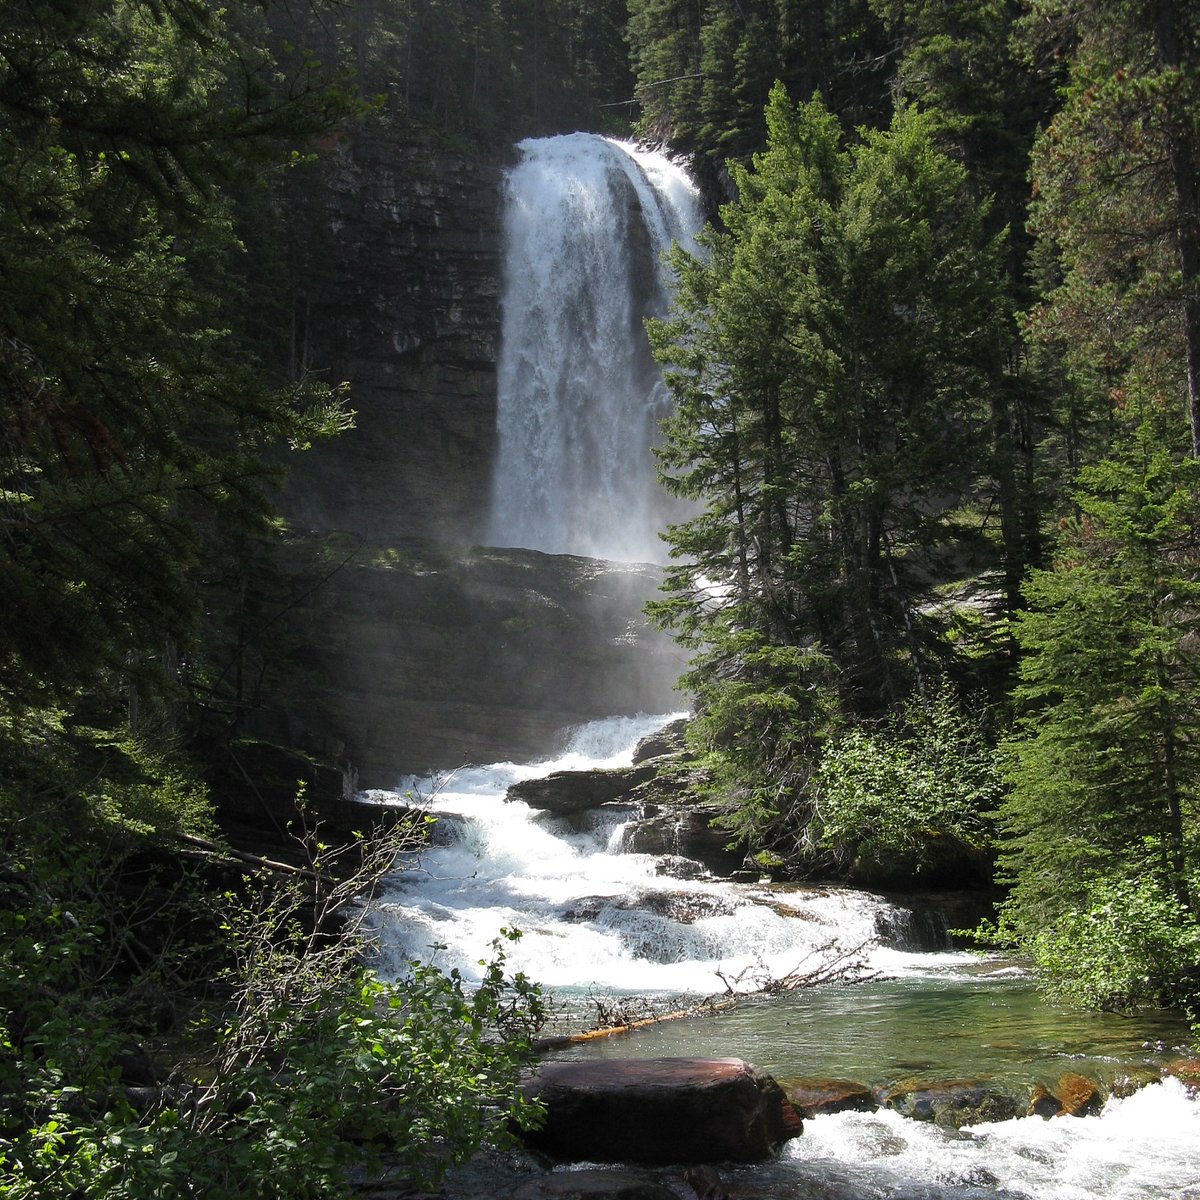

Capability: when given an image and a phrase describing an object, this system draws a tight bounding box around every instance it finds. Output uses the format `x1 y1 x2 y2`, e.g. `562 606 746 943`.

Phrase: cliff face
280 130 508 544
248 538 687 788
251 132 690 788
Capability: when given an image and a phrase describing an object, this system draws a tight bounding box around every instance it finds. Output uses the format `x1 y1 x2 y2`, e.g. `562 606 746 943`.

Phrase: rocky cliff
280 128 507 545
242 536 687 789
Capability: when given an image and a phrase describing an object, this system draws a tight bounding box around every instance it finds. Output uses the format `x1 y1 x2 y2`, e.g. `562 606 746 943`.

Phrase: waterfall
487 134 702 564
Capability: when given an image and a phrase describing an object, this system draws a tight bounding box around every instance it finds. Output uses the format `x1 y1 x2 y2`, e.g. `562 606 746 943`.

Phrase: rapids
366 713 1198 1200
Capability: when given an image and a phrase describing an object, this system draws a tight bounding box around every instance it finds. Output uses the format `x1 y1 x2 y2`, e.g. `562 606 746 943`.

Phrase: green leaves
814 687 999 881
995 436 1200 999
650 87 1006 856
0 0 355 711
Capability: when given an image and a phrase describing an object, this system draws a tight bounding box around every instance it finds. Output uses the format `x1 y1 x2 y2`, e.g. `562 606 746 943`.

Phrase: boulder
1026 1084 1062 1119
1053 1072 1102 1117
782 1077 875 1118
619 808 745 878
882 1078 1021 1128
632 719 689 764
653 855 711 881
508 765 658 815
521 1058 802 1165
507 1169 685 1200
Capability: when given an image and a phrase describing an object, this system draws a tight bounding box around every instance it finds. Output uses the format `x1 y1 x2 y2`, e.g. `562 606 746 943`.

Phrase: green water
545 958 1193 1093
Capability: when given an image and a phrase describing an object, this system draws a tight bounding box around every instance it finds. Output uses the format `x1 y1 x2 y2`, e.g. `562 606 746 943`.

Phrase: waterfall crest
487 134 702 564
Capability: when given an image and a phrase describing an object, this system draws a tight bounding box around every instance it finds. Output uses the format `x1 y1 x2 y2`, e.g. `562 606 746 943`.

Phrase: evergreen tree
995 431 1200 1007
872 0 1059 622
0 0 352 712
1020 0 1200 460
649 85 1006 852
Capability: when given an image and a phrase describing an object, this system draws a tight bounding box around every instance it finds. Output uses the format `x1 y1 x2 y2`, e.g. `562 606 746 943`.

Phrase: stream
366 712 1199 1200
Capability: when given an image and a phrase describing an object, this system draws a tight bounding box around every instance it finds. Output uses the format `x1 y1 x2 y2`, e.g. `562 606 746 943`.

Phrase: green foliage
993 434 1200 1006
0 0 354 712
1020 0 1200 459
813 687 999 878
650 86 1006 849
626 0 891 172
1021 875 1200 1013
0 781 544 1199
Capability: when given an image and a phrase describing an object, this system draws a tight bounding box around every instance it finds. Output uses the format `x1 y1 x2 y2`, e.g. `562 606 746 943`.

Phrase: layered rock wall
246 537 686 787
280 129 507 544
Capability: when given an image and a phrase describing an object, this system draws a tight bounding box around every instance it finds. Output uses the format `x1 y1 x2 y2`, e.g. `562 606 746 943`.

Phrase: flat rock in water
521 1057 801 1165
783 1077 875 1118
507 765 657 815
508 1169 685 1200
882 1078 1021 1127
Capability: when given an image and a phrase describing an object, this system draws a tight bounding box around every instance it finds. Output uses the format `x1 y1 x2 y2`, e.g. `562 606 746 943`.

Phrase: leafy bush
0 748 544 1199
1023 874 1200 1013
812 688 1000 880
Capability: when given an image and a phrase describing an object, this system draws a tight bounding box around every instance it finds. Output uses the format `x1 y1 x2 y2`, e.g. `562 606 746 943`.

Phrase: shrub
0 760 544 1199
812 687 999 880
1024 874 1200 1013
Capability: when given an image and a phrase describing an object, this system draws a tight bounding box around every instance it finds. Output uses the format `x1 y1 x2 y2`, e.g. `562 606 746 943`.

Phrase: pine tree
649 85 1006 849
0 0 353 711
995 431 1200 1006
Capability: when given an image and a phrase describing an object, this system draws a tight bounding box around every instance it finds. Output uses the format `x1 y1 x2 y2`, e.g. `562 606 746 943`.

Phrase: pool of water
544 959 1191 1095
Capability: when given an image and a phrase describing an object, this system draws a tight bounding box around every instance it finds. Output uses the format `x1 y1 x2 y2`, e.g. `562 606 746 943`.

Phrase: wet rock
521 1057 802 1165
1026 1084 1062 1119
508 1169 682 1200
882 1078 1021 1128
782 1077 875 1118
508 765 658 815
1105 1067 1161 1099
244 539 686 787
619 808 746 878
632 890 737 924
632 720 689 764
1053 1072 1102 1117
653 856 711 881
1164 1058 1200 1096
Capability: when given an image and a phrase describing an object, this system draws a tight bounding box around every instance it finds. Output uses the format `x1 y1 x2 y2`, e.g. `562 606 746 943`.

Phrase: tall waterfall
487 135 702 564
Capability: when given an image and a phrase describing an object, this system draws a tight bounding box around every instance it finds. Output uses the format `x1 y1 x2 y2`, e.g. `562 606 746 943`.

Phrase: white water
368 713 971 1004
487 134 703 564
778 1079 1200 1199
366 713 1199 1198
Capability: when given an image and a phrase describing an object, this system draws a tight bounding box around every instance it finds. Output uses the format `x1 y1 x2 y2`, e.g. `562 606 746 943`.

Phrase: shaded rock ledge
520 1057 802 1165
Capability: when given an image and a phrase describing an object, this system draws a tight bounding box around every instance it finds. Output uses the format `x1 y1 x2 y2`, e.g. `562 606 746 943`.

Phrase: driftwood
714 938 876 995
534 939 876 1051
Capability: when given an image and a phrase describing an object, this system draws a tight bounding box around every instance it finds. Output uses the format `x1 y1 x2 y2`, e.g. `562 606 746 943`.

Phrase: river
366 712 1199 1200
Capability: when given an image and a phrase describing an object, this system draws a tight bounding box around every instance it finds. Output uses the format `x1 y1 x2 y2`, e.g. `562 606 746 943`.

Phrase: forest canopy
2 0 1199 1194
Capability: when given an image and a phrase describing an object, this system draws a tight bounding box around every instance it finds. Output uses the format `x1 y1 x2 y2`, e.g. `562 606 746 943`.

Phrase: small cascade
368 714 968 1014
365 715 1198 1199
487 135 702 564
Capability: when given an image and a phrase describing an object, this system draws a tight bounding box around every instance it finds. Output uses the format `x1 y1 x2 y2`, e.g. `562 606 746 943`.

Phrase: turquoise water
544 959 1191 1095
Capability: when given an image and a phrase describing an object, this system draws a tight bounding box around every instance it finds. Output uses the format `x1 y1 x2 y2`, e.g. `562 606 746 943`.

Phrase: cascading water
486 135 702 563
367 713 1198 1200
362 136 1198 1200
369 713 967 1007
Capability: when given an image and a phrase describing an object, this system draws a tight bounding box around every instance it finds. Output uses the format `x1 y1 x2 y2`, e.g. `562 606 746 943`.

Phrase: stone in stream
881 1078 1021 1127
1026 1083 1063 1119
781 1077 875 1118
1052 1072 1103 1117
507 1168 713 1200
520 1058 802 1165
506 765 658 815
